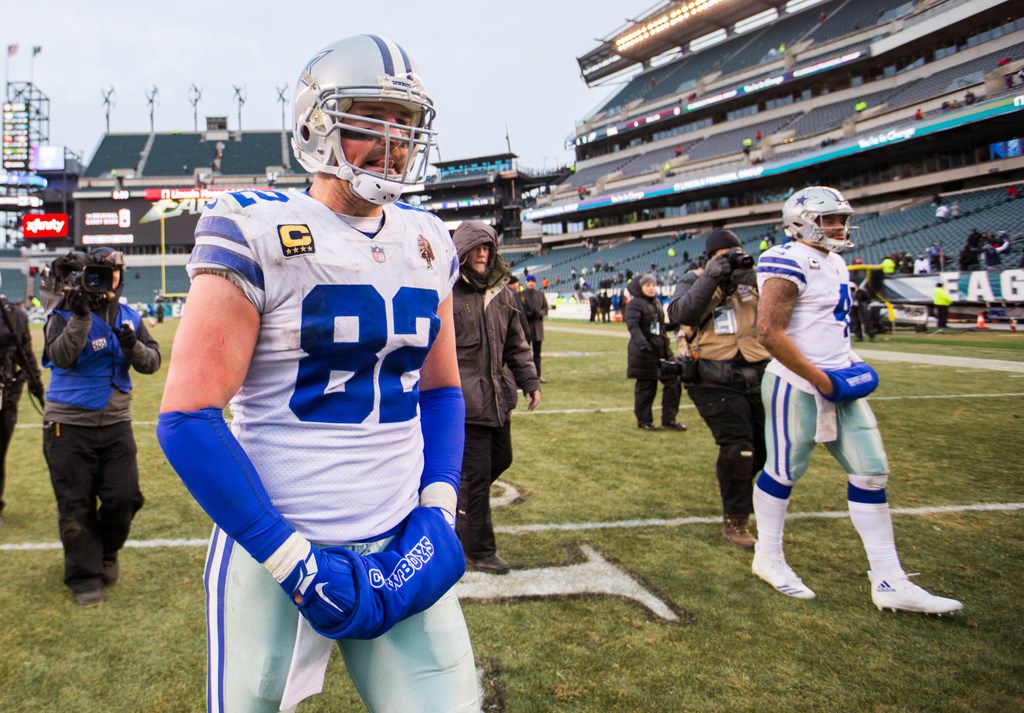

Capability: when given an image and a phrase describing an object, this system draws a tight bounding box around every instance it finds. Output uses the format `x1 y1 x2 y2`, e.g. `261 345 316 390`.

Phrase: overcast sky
2 1 637 173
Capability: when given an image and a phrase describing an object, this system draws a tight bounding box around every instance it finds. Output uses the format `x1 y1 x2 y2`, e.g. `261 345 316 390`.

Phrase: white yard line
545 324 1024 372
2 502 1021 551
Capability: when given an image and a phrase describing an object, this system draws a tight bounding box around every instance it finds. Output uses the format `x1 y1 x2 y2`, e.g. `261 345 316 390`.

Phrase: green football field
1 320 1022 712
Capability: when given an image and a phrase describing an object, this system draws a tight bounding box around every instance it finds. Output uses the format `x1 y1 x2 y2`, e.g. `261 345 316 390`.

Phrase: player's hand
525 390 541 410
819 362 879 403
704 254 732 281
274 540 357 638
66 290 91 317
116 324 138 352
814 372 834 398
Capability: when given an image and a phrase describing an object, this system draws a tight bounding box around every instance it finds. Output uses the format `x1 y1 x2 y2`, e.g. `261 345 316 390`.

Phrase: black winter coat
624 280 672 379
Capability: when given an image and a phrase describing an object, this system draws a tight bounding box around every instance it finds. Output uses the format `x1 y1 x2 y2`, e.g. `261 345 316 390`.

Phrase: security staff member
667 229 769 549
42 248 160 606
0 295 44 528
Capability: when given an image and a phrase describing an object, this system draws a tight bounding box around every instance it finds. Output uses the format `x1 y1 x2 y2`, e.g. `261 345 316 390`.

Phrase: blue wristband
157 408 294 562
418 387 465 493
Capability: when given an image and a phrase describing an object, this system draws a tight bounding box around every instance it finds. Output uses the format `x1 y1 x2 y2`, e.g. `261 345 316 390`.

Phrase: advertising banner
22 213 69 238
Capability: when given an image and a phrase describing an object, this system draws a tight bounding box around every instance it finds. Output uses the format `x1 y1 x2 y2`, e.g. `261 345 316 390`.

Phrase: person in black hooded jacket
624 275 684 432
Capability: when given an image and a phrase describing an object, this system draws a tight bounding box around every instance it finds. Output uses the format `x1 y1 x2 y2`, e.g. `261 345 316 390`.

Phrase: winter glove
703 254 733 281
66 290 91 317
116 325 138 352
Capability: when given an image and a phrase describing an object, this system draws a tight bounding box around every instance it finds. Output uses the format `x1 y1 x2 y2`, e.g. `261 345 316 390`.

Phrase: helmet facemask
294 77 436 205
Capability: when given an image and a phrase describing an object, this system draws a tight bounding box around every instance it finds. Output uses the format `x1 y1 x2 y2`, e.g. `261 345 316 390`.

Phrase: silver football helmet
782 186 857 253
292 35 436 205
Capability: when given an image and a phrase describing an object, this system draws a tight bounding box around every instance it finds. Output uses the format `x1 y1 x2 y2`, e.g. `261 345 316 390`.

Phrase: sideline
545 324 1024 373
2 502 1021 551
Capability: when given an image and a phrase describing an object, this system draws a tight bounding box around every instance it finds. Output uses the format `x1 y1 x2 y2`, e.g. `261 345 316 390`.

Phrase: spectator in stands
625 275 683 433
1008 184 1021 199
522 276 549 383
950 201 961 219
959 244 980 271
964 90 977 105
541 277 549 289
898 252 914 274
1018 67 1024 85
452 222 540 575
1005 72 1015 90
932 282 953 331
983 232 1011 269
914 107 924 121
913 255 930 274
934 203 950 222
928 242 945 272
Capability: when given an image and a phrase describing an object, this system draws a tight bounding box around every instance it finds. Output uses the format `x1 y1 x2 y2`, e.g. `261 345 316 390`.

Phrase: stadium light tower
276 84 288 131
233 85 247 131
101 87 115 133
146 85 159 133
188 84 203 131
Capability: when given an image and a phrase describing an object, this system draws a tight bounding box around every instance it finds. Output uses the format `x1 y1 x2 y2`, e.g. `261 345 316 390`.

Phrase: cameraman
41 248 160 607
0 291 44 528
667 229 770 549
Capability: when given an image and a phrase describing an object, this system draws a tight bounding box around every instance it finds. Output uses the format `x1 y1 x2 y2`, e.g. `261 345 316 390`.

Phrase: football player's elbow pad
312 506 467 640
821 362 879 403
156 408 294 562
419 386 465 493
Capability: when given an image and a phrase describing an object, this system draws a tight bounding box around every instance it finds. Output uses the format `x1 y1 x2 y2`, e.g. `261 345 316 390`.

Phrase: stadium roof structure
433 152 518 170
578 0 800 84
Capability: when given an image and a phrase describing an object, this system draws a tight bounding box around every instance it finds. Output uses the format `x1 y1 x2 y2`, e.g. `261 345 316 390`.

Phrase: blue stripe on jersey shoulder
190 244 265 290
759 255 802 270
394 201 432 214
364 34 395 75
195 215 248 246
757 266 806 283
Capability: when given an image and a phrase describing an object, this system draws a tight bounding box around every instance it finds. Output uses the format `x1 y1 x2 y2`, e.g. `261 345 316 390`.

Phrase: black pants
634 375 681 427
687 383 766 515
850 302 876 339
0 395 19 516
532 340 543 378
43 421 145 593
457 421 513 560
935 304 949 328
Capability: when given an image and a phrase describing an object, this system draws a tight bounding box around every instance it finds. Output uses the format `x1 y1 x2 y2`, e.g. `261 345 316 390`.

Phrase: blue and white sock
753 470 792 557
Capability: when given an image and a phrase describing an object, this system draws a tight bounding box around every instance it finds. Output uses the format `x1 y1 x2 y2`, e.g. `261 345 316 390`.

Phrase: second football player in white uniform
752 186 961 615
158 36 479 711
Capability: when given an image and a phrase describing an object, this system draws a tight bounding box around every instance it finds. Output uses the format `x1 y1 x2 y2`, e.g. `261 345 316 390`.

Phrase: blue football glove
821 361 879 403
266 535 358 638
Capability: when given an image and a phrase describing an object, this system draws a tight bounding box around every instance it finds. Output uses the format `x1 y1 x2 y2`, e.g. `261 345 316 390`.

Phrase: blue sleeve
418 386 465 492
156 408 293 562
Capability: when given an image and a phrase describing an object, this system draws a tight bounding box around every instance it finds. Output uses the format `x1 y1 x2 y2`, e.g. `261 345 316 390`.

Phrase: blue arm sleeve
156 408 294 562
418 386 465 492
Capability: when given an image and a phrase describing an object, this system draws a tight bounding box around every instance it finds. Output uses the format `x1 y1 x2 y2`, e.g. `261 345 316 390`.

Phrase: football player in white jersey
157 36 480 712
752 186 961 615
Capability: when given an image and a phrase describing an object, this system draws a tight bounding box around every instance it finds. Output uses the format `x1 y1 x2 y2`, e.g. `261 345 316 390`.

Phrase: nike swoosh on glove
277 544 358 638
820 361 879 403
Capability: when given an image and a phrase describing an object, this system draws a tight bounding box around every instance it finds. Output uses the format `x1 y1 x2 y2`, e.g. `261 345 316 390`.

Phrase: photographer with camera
41 247 160 607
0 285 44 529
667 229 770 549
625 274 685 432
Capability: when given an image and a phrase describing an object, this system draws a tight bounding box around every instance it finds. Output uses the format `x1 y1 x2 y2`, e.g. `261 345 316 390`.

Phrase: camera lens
84 271 104 289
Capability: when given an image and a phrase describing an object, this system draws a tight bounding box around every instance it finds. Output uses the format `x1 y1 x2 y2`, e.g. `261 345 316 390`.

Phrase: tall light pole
188 83 203 131
233 85 246 131
146 85 159 133
101 87 115 133
276 84 288 131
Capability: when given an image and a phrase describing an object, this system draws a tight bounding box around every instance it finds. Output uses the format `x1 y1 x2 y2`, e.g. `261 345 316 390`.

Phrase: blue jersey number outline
289 284 440 424
833 283 852 337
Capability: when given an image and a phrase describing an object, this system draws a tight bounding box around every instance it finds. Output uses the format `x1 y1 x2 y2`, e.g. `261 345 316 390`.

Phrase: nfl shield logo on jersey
371 246 387 264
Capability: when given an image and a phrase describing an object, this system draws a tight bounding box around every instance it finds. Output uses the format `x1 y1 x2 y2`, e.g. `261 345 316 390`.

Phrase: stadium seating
568 156 636 189
217 132 287 175
142 134 217 177
120 265 190 303
789 87 899 139
0 269 27 302
83 134 149 178
717 3 837 77
618 140 702 179
686 113 800 162
809 0 911 44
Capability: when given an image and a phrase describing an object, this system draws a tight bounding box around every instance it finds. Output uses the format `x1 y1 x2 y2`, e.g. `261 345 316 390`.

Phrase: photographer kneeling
667 229 770 549
42 248 160 606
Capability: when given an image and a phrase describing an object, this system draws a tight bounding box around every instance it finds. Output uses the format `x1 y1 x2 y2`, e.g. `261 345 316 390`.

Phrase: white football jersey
756 241 852 394
187 188 458 543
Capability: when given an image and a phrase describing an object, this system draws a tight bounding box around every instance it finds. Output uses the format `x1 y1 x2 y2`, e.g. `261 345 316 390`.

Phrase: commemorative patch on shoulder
418 235 435 269
278 224 315 257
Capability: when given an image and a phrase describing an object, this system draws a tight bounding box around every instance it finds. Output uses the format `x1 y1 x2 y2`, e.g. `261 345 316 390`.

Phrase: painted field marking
2 502 1021 552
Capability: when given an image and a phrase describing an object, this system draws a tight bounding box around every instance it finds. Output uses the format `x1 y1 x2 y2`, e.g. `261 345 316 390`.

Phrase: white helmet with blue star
782 186 857 253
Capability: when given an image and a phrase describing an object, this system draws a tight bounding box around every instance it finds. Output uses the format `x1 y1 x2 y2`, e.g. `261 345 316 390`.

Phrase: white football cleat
752 546 816 599
868 571 962 615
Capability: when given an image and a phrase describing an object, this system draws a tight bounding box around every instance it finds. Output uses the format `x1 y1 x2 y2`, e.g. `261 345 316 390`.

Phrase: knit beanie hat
705 228 741 256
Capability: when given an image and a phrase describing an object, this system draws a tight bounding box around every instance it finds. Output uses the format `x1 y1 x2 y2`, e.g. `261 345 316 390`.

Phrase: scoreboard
2 101 30 170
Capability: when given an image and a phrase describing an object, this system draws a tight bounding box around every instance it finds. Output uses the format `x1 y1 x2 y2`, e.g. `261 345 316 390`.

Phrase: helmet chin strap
334 160 402 206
